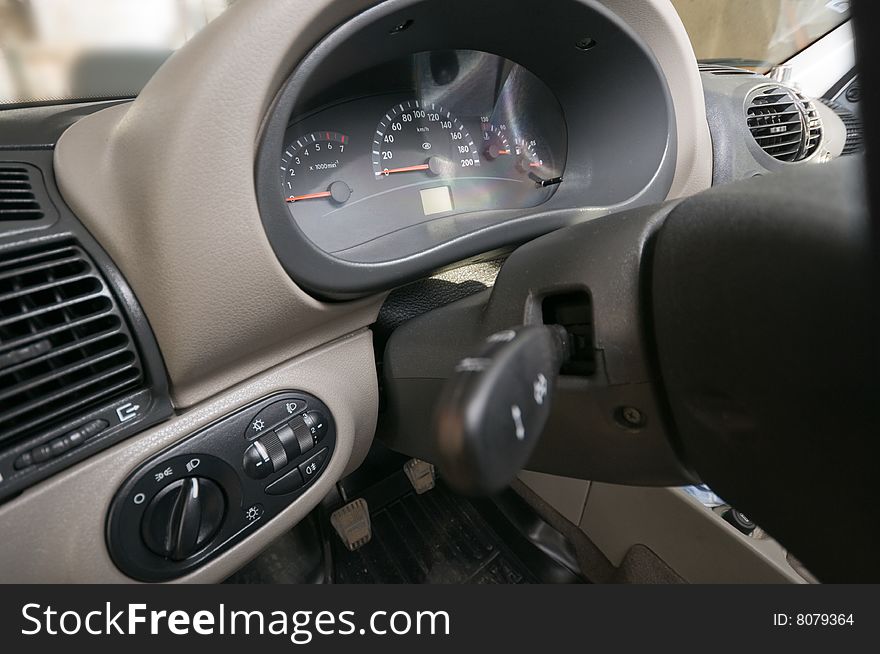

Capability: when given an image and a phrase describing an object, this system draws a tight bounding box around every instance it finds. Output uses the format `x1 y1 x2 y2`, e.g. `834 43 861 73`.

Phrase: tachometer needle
376 163 431 176
285 191 332 202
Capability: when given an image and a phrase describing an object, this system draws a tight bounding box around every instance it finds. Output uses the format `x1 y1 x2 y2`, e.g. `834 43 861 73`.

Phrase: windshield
671 0 851 71
0 0 235 107
0 0 852 107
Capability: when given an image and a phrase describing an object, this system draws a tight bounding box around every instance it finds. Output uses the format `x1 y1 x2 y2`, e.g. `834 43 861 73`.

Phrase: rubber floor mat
330 479 536 584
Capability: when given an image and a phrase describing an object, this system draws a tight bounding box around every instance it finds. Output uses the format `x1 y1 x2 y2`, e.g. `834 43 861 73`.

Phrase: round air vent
746 85 822 162
819 98 864 155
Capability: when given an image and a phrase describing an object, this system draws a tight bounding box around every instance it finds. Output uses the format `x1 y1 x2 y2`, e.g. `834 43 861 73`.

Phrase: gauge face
277 58 568 255
482 122 559 192
482 122 511 161
373 101 480 180
511 136 562 195
281 131 353 205
513 137 545 172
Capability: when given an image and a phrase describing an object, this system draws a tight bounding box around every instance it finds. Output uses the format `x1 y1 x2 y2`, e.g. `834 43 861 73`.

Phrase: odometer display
373 100 480 179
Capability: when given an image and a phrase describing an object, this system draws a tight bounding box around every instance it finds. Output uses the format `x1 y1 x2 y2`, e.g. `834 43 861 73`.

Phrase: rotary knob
141 477 226 561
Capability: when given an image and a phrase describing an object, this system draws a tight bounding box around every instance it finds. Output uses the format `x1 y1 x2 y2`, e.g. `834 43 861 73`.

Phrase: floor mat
609 544 686 584
329 476 536 584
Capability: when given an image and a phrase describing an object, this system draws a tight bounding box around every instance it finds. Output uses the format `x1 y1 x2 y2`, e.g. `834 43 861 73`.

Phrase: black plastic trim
0 148 172 503
824 66 857 101
0 100 130 150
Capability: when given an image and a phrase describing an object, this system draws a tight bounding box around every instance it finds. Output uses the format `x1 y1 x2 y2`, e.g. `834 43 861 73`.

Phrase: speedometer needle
377 163 431 176
285 191 332 202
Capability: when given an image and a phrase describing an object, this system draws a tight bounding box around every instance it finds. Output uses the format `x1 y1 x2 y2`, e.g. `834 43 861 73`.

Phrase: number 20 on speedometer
373 100 480 179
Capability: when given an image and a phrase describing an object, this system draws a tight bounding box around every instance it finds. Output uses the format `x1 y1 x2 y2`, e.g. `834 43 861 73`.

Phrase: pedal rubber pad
330 498 371 551
404 458 436 494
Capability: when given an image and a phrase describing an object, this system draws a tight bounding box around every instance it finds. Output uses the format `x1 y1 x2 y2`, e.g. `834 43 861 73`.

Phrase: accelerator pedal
404 458 436 494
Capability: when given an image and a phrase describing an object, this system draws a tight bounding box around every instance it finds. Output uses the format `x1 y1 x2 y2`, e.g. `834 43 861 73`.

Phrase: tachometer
373 101 479 179
281 131 352 205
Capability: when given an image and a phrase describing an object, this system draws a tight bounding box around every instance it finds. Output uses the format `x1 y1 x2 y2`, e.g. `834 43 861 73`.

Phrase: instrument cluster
279 51 567 254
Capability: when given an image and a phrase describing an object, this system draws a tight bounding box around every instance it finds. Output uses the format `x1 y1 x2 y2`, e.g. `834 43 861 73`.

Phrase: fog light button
299 448 328 485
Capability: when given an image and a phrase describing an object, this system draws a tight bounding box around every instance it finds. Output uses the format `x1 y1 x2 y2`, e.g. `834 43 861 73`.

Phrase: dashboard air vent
0 242 143 446
746 86 822 162
820 99 864 155
698 64 758 76
0 166 45 221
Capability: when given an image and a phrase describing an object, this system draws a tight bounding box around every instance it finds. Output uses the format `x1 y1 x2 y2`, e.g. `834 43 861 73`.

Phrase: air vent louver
698 63 758 76
820 99 864 155
746 86 822 162
0 242 143 447
0 166 45 221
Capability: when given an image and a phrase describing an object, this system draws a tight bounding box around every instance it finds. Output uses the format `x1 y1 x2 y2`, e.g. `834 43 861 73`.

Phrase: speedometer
373 100 480 179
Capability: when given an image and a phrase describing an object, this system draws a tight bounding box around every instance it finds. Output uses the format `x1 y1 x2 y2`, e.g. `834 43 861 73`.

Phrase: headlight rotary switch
242 411 329 479
141 477 226 561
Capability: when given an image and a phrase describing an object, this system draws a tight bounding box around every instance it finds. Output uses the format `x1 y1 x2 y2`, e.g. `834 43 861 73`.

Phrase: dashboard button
242 440 272 479
292 418 313 456
264 467 304 495
20 419 109 469
245 398 308 439
299 448 328 485
274 421 301 459
66 428 86 448
81 419 109 440
242 430 287 479
49 435 71 457
31 443 53 463
275 416 314 458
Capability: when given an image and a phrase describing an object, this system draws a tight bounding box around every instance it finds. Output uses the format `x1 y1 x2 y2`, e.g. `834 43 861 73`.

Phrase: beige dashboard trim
54 0 385 409
580 483 805 583
0 330 377 583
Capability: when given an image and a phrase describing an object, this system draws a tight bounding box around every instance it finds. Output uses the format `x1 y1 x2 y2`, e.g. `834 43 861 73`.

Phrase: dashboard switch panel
106 391 336 581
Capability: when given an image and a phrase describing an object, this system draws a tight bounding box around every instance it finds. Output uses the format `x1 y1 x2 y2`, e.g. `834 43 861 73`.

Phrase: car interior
0 0 875 584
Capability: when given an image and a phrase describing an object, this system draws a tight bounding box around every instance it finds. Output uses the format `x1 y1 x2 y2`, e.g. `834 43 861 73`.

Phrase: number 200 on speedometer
373 100 480 179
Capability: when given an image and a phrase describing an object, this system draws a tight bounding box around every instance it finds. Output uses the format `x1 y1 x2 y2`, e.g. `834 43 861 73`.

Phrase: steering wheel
382 155 878 583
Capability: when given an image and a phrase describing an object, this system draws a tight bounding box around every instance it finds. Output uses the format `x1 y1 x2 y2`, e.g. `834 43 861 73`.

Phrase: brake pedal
404 458 436 494
330 498 371 551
